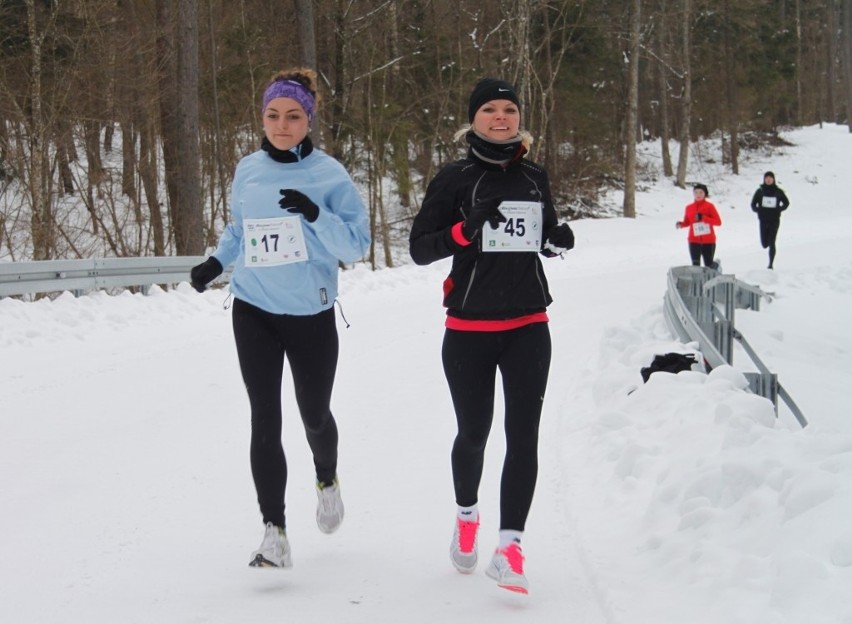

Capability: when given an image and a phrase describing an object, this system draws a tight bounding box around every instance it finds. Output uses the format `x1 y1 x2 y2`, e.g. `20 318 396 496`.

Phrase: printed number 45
503 218 525 237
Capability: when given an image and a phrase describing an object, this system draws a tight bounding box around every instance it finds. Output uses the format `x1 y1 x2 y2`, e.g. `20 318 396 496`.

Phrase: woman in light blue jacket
190 67 370 569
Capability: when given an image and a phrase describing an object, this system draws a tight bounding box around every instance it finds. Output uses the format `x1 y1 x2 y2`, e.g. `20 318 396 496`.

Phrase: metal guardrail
663 265 807 427
3 257 808 428
0 256 231 298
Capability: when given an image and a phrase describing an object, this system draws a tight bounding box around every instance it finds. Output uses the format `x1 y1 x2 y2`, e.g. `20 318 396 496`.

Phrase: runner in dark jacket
409 77 575 595
751 171 790 269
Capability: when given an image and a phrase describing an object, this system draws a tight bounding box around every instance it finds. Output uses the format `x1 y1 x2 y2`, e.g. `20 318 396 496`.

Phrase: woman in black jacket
409 77 575 595
751 171 790 269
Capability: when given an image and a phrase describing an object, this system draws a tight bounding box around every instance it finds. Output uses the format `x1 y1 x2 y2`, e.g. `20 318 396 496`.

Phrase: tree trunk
173 0 203 255
656 1 674 177
844 0 852 131
56 121 75 195
157 0 179 246
121 121 137 197
723 0 739 174
827 2 838 122
504 0 532 111
206 0 229 232
330 0 348 158
26 0 53 261
623 0 641 218
388 0 412 209
675 0 692 188
139 113 165 256
295 0 317 70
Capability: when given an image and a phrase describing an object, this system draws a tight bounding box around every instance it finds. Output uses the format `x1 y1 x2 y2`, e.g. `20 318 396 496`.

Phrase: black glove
695 213 703 221
543 223 575 255
462 197 507 241
279 189 319 223
190 257 223 293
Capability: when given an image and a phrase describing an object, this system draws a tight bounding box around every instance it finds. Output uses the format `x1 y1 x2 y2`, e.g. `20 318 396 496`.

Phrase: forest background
2 0 852 270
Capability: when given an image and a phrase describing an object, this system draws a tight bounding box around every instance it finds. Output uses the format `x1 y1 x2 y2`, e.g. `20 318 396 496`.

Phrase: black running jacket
409 151 560 321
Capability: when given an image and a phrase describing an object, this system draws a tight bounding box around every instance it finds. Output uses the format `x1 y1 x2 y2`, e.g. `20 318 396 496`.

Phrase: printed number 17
261 234 279 252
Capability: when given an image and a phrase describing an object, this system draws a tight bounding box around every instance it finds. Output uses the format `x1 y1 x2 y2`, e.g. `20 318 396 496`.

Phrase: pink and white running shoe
449 516 480 573
485 543 529 594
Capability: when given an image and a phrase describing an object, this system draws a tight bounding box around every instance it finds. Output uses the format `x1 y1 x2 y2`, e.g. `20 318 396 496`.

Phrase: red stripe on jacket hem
445 312 549 332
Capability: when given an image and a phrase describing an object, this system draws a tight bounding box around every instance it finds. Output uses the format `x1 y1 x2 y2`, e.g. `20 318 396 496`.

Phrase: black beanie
693 183 709 197
468 78 520 123
763 171 775 182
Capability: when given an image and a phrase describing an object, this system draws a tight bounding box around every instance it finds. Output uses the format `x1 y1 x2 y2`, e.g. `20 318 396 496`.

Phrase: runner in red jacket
676 183 722 268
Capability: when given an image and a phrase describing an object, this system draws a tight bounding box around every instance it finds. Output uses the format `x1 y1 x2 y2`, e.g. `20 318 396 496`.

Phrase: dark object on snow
641 352 698 383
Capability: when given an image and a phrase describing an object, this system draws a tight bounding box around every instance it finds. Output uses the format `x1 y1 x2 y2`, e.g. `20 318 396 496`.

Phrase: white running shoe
450 516 480 573
316 479 344 534
249 522 292 568
485 543 529 594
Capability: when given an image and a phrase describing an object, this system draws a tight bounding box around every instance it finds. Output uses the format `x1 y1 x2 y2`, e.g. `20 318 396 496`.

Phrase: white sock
457 504 479 522
498 530 523 548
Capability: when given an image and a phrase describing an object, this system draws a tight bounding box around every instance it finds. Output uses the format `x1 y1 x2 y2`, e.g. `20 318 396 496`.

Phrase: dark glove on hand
279 189 319 223
695 213 703 221
462 197 507 241
190 257 223 293
543 223 575 255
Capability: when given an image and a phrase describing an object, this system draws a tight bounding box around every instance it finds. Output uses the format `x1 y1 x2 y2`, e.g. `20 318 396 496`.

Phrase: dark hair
693 183 709 197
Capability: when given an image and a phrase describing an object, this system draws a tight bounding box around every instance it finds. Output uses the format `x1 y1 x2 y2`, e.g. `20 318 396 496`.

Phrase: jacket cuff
451 221 472 246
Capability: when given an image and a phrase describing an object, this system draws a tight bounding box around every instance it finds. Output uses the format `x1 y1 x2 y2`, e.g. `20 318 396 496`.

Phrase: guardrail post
744 372 779 415
715 320 734 365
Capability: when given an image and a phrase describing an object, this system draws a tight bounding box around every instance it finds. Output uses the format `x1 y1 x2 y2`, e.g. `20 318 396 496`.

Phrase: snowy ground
1 124 851 623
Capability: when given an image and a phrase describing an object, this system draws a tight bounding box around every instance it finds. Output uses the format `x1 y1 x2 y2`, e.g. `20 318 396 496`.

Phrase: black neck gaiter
261 135 314 163
465 130 526 165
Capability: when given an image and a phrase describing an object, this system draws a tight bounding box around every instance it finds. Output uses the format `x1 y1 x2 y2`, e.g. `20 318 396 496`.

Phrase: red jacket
680 199 721 243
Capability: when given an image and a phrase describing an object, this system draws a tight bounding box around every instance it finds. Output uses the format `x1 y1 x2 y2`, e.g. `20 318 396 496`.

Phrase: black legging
442 322 552 532
232 298 339 529
688 242 716 267
759 219 780 267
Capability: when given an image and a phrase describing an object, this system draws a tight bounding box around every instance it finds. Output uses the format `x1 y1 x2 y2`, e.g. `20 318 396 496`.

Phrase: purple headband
261 80 315 122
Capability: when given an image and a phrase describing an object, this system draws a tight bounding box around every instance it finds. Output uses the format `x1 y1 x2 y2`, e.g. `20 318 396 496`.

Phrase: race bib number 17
244 216 309 267
481 201 542 252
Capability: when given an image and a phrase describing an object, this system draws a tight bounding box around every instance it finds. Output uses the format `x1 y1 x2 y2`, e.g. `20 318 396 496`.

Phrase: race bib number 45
244 216 309 267
482 201 542 252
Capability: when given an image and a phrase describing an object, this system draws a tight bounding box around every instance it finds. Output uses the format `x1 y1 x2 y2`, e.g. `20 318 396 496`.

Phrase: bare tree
623 0 641 218
158 0 203 255
25 0 54 260
722 0 739 174
844 0 852 131
675 0 692 188
795 0 803 124
656 26 674 176
157 0 179 247
295 0 317 70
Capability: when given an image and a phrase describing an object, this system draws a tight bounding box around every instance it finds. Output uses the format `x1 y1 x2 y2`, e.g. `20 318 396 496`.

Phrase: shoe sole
317 514 343 534
248 554 293 569
451 554 477 574
486 566 529 594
